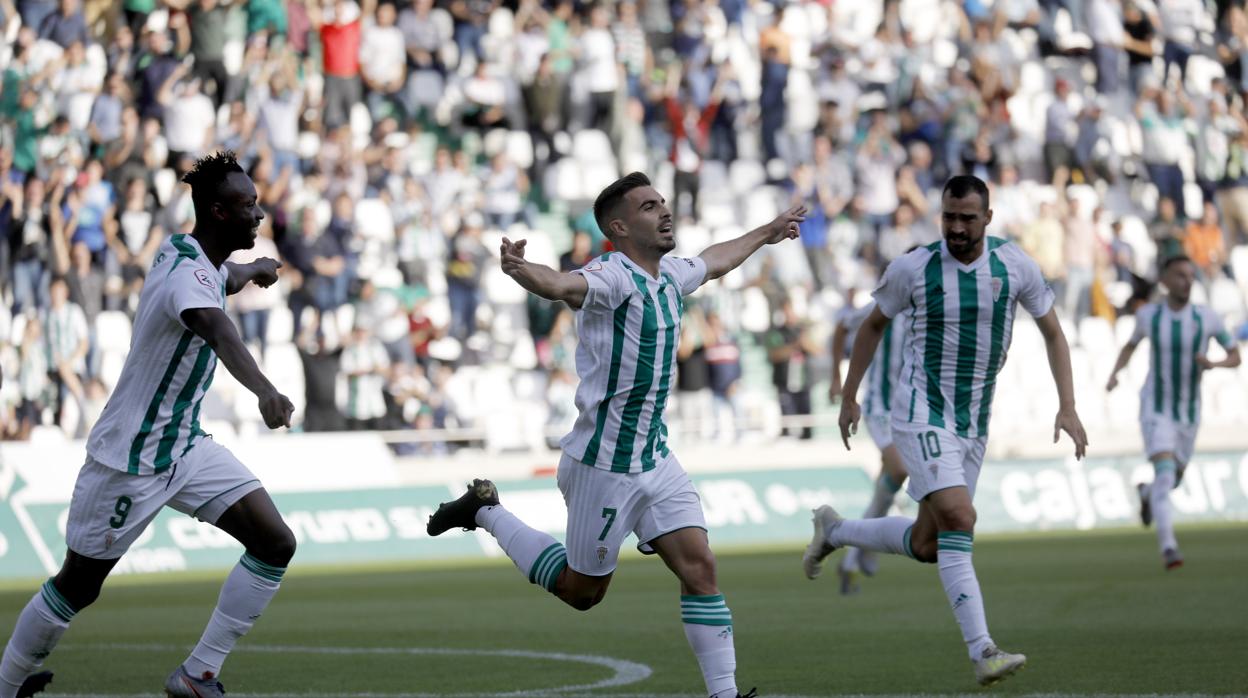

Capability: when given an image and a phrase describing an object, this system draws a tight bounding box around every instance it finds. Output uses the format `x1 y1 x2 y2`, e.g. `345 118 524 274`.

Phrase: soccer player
427 172 805 698
1105 255 1240 570
806 175 1088 687
826 297 909 595
0 152 297 698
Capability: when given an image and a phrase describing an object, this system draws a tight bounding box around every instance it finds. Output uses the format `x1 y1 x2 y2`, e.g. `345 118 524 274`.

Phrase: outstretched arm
1035 308 1088 459
837 306 888 449
699 206 806 281
500 237 589 309
181 307 294 428
1106 340 1139 391
224 258 282 295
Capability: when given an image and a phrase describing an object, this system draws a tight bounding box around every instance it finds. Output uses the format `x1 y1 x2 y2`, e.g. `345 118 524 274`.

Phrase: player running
427 172 804 698
806 175 1088 687
1105 255 1240 570
0 152 296 698
827 296 909 594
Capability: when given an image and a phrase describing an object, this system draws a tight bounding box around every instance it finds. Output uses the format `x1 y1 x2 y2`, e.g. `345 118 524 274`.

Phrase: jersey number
917 431 942 460
109 496 133 529
598 507 618 541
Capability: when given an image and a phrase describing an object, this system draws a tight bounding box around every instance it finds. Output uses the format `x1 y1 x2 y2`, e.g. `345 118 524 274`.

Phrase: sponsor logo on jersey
194 269 216 289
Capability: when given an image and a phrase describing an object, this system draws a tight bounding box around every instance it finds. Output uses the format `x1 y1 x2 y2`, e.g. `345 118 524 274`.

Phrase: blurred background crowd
1 0 1247 452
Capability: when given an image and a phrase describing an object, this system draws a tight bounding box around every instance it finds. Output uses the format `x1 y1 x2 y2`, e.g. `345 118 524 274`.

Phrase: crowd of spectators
1 0 1247 448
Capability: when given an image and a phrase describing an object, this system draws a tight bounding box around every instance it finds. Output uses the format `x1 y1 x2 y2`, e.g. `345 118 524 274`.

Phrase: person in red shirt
311 0 363 129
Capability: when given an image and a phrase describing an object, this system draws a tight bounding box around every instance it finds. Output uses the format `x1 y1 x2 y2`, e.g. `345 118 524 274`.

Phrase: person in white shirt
578 4 619 134
0 152 296 698
360 1 407 121
427 172 805 698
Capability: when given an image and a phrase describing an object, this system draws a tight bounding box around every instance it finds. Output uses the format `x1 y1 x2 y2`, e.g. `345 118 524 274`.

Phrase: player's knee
52 570 105 610
678 550 718 594
911 540 939 564
253 524 297 567
938 507 976 534
566 590 604 612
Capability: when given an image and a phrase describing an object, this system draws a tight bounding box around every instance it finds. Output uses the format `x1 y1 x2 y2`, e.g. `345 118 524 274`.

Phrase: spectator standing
1063 197 1098 327
1149 196 1187 264
445 213 488 342
160 72 216 165
315 0 364 130
42 275 88 425
579 4 619 134
481 153 530 229
1184 202 1227 279
184 0 232 109
1122 1 1157 94
1019 201 1066 283
1087 0 1123 94
1044 79 1076 182
11 177 51 314
37 0 88 49
1138 88 1191 207
704 311 742 443
766 299 816 440
15 316 49 440
1159 0 1205 86
87 72 127 156
1220 126 1248 246
759 45 788 163
676 304 712 442
341 323 390 430
361 1 407 122
665 67 720 222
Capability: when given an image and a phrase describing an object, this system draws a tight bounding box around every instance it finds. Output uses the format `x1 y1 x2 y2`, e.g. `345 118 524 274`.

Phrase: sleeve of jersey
1012 247 1056 318
666 256 708 295
1206 309 1233 349
871 253 918 319
1128 305 1154 345
572 262 629 311
169 264 226 329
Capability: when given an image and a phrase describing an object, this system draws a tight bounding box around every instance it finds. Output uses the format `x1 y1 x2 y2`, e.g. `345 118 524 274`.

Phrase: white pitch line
56 643 652 696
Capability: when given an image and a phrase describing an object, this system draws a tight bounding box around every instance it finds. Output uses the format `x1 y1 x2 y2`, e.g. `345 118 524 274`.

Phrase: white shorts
864 415 894 450
1140 413 1198 466
557 451 706 577
893 424 987 502
67 439 262 559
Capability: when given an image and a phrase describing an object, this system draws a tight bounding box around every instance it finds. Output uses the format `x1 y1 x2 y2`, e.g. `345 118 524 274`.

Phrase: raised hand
764 205 808 244
249 257 282 289
500 236 528 276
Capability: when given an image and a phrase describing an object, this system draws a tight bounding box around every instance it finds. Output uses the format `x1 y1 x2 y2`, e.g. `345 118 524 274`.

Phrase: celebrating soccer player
426 172 804 698
808 175 1088 687
1106 255 1241 570
0 152 296 698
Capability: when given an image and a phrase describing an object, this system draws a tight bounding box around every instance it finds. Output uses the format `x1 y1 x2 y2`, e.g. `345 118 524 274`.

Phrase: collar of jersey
615 253 661 284
940 239 990 272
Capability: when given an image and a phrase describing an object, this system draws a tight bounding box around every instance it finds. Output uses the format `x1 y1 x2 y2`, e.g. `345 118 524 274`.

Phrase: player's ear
984 208 993 226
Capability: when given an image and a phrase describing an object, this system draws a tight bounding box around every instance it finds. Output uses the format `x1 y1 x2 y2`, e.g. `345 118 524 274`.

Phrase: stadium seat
572 129 614 165
739 287 772 334
729 160 765 195
95 311 132 353
354 198 395 243
266 306 293 345
153 168 177 206
1183 183 1204 220
505 130 534 169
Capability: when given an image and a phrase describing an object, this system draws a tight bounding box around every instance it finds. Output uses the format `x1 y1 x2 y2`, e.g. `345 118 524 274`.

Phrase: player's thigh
556 453 643 577
880 444 908 483
865 415 893 452
1141 414 1180 462
635 458 710 581
165 439 264 526
893 425 970 504
1174 423 1198 469
65 456 180 560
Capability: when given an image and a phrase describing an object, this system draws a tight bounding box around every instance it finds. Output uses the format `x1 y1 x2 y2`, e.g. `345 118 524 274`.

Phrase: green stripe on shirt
641 280 678 471
1189 311 1202 423
978 252 1010 434
923 252 946 428
611 273 658 472
953 270 979 436
129 330 195 473
1151 308 1163 414
582 299 631 466
154 343 214 471
1170 318 1182 421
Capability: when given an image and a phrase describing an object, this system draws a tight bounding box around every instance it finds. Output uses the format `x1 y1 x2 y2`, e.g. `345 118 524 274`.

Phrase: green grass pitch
2 525 1245 696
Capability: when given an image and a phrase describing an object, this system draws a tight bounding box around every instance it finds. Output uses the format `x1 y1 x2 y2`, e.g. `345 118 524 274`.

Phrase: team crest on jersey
152 252 166 269
991 276 1003 302
194 269 216 289
596 545 608 563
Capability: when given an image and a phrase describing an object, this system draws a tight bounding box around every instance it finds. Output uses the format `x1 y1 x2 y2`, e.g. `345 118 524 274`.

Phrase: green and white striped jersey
560 252 707 474
839 301 909 419
1130 301 1232 425
873 237 1054 438
87 234 228 475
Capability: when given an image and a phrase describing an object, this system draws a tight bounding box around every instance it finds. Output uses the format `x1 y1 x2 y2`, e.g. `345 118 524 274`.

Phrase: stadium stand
0 0 1246 450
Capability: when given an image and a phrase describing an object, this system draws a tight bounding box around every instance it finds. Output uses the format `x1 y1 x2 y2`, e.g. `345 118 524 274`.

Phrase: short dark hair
1161 254 1194 272
182 151 245 221
942 175 990 211
593 172 651 236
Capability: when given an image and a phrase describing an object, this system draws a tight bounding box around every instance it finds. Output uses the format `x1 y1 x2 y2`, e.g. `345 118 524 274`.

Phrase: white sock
476 505 567 592
0 581 75 698
680 594 737 698
182 553 285 679
936 532 993 660
1151 462 1178 553
841 546 861 572
827 517 915 558
863 473 901 519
